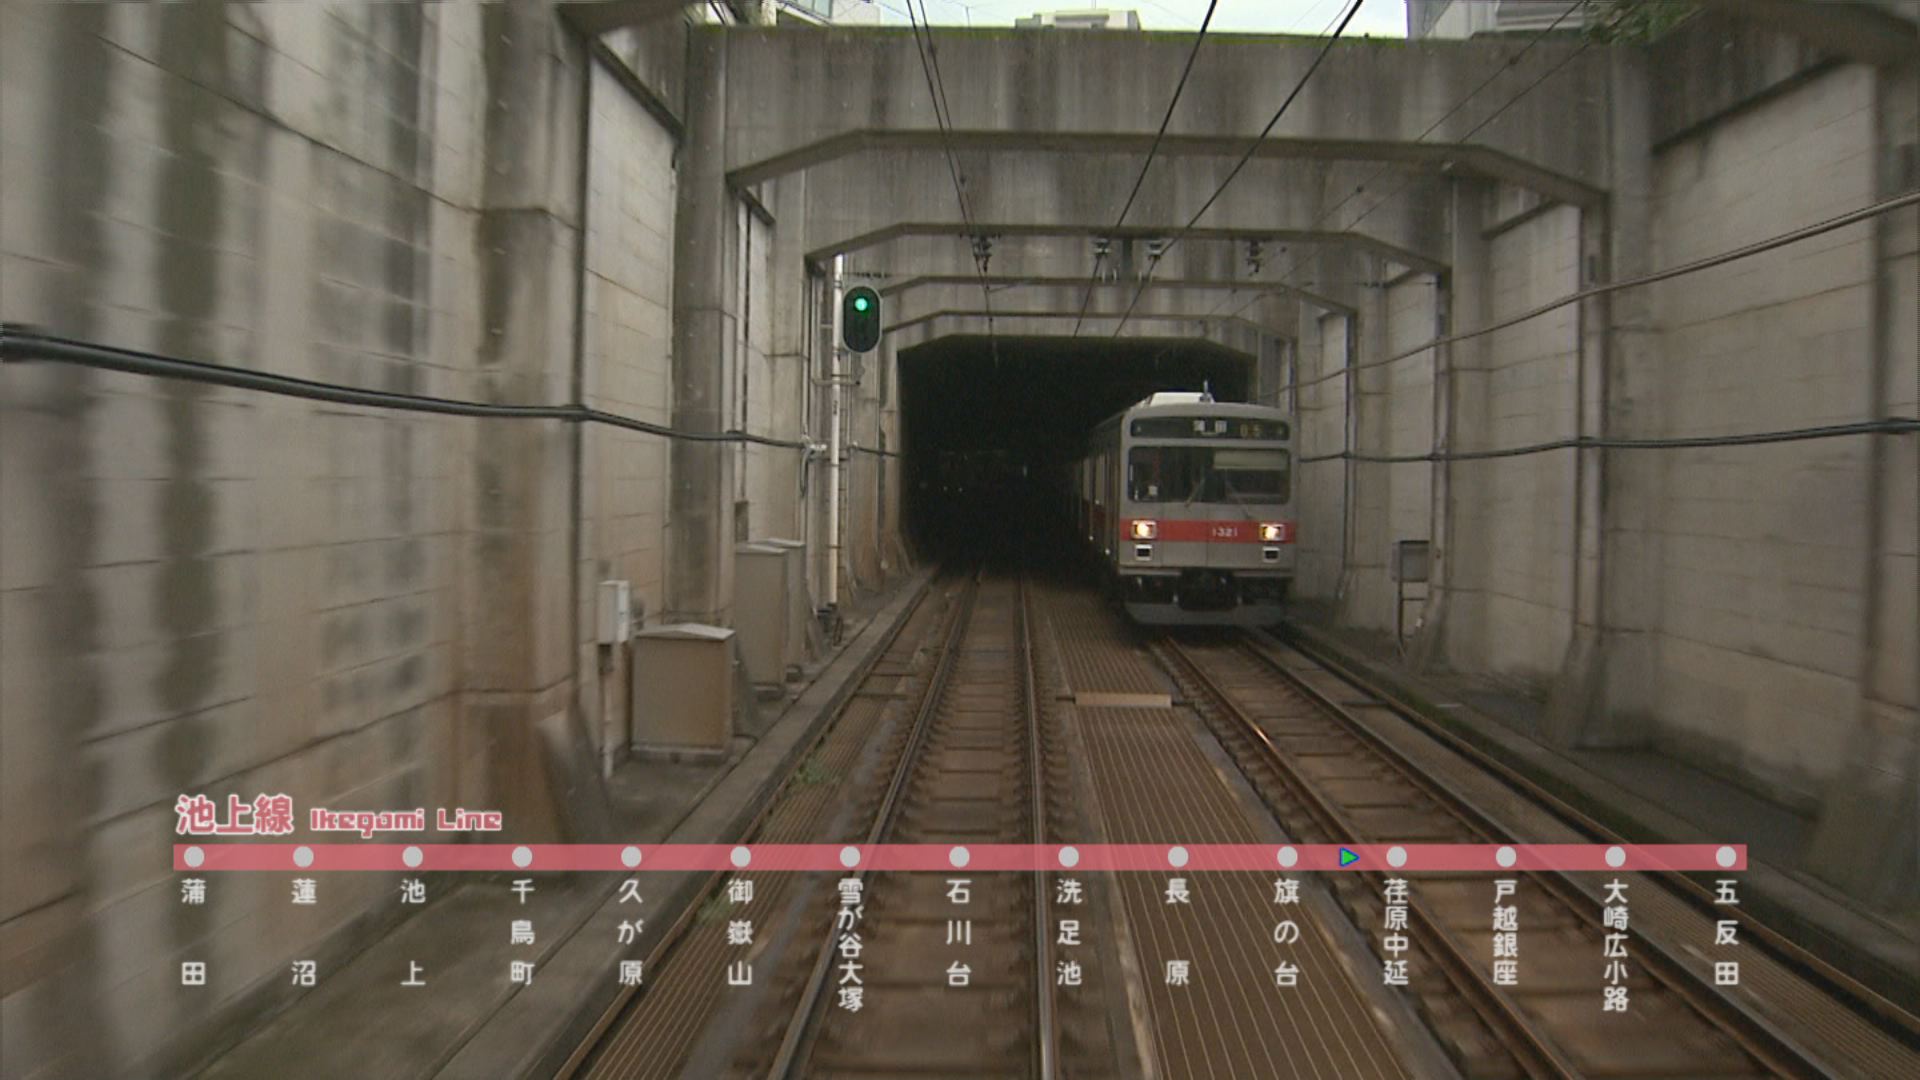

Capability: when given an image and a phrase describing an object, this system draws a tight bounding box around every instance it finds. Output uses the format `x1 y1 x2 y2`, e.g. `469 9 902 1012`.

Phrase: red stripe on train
1123 519 1295 543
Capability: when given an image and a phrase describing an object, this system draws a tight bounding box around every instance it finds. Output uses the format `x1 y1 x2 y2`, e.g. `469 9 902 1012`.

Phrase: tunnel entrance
898 335 1251 570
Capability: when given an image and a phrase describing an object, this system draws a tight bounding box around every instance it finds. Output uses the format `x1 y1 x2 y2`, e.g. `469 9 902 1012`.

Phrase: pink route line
174 843 1748 873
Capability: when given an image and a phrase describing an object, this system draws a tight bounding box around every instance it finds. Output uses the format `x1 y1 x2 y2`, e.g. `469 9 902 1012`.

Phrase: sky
849 0 1411 36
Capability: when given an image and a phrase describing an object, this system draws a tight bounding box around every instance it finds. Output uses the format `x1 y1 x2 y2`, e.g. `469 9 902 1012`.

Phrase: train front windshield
1127 446 1292 504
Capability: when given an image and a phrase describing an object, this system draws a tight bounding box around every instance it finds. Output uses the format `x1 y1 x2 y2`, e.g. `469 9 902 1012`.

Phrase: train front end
1111 399 1296 626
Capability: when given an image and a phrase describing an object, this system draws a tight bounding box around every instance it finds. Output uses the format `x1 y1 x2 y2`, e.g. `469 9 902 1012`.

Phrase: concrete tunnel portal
4 2 1919 1076
897 334 1253 567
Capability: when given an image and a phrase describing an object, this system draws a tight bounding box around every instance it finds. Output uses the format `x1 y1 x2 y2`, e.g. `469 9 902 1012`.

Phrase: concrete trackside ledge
1281 617 1920 1017
439 566 934 1079
194 569 932 1080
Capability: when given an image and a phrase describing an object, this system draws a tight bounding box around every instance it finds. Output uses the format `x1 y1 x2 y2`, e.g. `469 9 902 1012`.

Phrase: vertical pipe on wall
737 201 749 509
1573 211 1604 662
1344 307 1359 595
828 254 845 608
1340 312 1357 597
1414 264 1452 668
569 36 602 771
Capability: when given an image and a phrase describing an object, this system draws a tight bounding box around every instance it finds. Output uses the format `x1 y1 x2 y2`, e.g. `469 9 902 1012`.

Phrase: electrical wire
1222 14 1597 338
905 0 1001 363
1148 185 1920 465
1285 185 1920 398
0 325 817 451
1296 0 1586 268
1297 417 1920 465
1110 0 1367 337
1071 0 1221 336
1105 197 1920 468
1108 2 1589 364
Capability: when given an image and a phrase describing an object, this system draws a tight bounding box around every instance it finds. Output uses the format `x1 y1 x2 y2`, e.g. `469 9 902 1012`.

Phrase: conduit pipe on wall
828 254 846 609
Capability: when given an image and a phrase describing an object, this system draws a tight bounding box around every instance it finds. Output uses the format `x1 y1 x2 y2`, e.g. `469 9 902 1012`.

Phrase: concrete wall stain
148 9 269 1056
17 9 115 1076
151 2 240 779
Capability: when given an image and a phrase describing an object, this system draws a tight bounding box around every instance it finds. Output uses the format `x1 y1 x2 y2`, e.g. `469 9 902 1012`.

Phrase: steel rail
552 578 940 1080
1031 588 1168 1080
1151 637 1579 1079
763 574 983 1079
1021 576 1060 1080
1263 627 1920 1053
1228 634 1835 1078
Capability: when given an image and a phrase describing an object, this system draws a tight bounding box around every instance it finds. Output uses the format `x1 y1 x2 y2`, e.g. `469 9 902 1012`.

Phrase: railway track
562 578 958 1079
1039 586 1430 1080
563 572 1915 1080
764 574 1055 1078
564 574 1060 1079
1153 631 1920 1079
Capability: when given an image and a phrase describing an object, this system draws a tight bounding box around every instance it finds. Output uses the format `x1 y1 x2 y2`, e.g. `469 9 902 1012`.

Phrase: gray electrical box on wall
733 542 790 693
761 538 810 669
597 580 632 644
630 624 735 756
1390 540 1431 584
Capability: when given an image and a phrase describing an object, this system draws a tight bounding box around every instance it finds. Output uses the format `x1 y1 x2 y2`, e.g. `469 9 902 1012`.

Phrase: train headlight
1130 520 1157 540
1259 522 1286 543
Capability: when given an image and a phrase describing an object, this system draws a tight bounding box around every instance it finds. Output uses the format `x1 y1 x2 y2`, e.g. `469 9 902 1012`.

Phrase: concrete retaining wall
1298 57 1915 903
1637 62 1883 804
578 53 679 771
1445 203 1581 684
0 5 496 1075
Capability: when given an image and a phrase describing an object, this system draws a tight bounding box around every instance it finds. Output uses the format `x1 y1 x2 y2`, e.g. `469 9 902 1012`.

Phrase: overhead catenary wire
1278 1 1587 281
1116 4 1592 366
910 1 968 220
905 0 1001 363
1224 13 1597 338
1125 0 1908 458
1110 0 1367 338
1071 0 1222 337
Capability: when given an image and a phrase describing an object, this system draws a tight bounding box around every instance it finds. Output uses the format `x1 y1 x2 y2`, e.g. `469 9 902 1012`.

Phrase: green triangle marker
1338 848 1359 867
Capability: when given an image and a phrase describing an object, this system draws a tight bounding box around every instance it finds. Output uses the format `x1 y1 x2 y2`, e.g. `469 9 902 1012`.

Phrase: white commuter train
1073 392 1297 625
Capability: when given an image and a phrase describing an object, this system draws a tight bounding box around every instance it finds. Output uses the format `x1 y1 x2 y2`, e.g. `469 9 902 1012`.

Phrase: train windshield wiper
1222 489 1263 524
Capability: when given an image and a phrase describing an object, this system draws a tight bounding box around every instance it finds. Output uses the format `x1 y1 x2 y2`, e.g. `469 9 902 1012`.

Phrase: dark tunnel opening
898 335 1252 572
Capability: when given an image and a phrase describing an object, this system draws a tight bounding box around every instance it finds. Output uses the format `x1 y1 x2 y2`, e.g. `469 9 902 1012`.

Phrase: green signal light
843 287 880 352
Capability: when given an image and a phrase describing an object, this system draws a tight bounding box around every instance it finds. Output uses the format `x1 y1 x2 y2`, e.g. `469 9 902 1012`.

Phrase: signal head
843 286 881 353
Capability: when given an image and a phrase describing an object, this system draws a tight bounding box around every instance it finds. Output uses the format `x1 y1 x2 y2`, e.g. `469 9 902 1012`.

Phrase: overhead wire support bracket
1071 0 1221 337
906 0 1001 365
1111 0 1367 338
